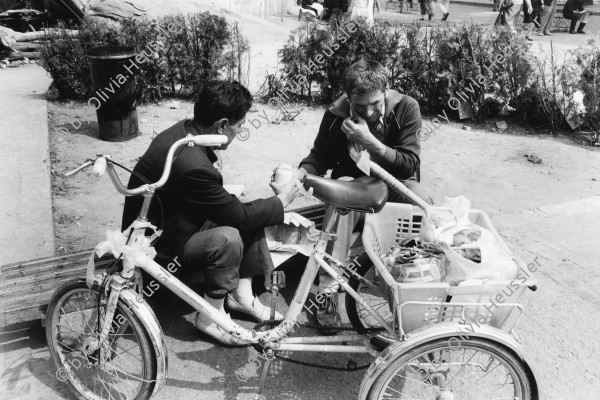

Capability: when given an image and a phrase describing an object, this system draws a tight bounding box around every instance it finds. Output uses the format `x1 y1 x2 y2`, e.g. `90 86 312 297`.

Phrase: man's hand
270 167 308 183
294 167 308 182
270 179 301 208
341 113 373 147
341 113 386 160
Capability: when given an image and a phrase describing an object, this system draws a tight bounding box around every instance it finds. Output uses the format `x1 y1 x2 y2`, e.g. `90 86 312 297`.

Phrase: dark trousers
182 225 273 298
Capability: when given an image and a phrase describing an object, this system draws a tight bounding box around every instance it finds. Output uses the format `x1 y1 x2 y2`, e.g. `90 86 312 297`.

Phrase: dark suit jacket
121 120 284 257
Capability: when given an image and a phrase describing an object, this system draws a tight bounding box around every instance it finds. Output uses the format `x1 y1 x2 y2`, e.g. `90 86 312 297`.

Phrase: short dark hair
343 59 388 96
194 80 253 127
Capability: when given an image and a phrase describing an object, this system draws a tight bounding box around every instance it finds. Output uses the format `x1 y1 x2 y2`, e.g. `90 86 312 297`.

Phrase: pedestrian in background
419 0 434 20
538 0 557 35
562 0 590 34
495 0 533 35
349 0 375 26
437 0 451 21
324 0 350 29
523 0 542 40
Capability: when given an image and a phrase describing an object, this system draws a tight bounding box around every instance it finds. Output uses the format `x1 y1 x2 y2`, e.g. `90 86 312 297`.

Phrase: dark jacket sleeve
377 97 421 180
173 168 284 231
298 112 337 176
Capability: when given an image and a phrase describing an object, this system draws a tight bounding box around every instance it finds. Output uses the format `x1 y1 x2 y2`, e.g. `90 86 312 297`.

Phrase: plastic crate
362 203 533 335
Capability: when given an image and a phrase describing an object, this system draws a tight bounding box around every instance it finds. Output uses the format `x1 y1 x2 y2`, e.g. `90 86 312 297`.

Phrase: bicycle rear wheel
345 253 393 333
46 279 158 400
366 337 534 400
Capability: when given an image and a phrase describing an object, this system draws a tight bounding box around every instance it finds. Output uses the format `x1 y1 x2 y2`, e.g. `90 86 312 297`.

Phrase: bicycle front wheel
46 279 158 400
366 337 534 400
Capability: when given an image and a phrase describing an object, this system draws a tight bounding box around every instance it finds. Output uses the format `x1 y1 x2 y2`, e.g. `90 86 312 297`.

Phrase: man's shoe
195 312 248 346
428 13 433 21
526 35 533 41
441 12 449 21
226 294 283 322
544 32 552 36
577 30 586 34
569 30 576 34
315 292 342 334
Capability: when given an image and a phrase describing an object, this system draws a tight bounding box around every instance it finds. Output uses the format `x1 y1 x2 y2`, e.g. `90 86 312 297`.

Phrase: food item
452 228 481 246
274 164 295 185
457 248 481 263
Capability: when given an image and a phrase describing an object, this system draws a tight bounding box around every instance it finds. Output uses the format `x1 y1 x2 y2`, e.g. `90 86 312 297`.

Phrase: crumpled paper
283 212 313 228
86 220 161 288
348 142 371 175
265 212 320 267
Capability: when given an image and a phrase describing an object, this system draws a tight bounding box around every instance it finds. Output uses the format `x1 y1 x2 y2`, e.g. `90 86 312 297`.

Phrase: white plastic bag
421 196 518 284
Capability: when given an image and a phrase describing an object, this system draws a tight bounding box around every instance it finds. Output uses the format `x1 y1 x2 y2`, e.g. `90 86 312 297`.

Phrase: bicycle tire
366 337 533 400
46 279 158 400
345 252 393 333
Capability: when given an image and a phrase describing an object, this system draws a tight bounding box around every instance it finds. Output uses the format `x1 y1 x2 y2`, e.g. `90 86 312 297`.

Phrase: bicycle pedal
265 271 286 291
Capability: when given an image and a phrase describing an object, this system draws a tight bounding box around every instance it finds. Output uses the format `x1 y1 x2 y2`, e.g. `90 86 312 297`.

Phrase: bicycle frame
97 206 393 357
79 133 392 356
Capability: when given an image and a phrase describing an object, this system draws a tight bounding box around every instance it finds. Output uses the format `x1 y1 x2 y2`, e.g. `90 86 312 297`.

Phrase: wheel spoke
48 284 155 400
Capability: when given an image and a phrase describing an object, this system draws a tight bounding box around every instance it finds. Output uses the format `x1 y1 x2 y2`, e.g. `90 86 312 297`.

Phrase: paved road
379 1 600 48
0 64 54 266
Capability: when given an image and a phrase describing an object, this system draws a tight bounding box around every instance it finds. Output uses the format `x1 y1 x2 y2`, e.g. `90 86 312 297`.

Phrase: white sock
204 294 226 314
231 277 254 304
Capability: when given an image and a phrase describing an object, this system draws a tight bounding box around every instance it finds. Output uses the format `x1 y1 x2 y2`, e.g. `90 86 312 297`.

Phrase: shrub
530 42 600 137
39 12 250 102
40 19 120 99
274 20 535 122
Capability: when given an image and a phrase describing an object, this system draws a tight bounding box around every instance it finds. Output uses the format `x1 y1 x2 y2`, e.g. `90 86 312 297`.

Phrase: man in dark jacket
295 59 435 332
122 80 299 345
562 0 589 34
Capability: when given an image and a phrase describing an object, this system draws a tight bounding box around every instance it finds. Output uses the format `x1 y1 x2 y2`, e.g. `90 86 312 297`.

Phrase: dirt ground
3 2 600 400
46 97 600 400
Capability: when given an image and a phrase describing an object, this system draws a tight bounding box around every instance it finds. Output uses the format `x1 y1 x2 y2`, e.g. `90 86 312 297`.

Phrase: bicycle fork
80 270 130 360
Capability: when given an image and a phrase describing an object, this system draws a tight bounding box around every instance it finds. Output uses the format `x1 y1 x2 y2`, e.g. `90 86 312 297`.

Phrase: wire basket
362 203 534 335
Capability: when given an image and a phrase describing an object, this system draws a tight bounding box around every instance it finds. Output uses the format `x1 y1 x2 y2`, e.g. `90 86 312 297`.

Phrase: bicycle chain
252 320 382 371
274 354 371 372
250 257 384 372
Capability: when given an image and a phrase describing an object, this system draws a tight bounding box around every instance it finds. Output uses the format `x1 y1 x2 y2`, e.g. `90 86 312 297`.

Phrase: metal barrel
87 45 139 142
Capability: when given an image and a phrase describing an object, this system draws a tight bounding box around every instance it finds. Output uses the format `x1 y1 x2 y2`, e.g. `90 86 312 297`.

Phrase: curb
450 0 600 16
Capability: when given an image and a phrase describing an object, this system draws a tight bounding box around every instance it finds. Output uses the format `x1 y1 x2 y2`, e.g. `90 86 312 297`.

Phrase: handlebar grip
92 157 107 176
65 160 93 177
193 134 228 146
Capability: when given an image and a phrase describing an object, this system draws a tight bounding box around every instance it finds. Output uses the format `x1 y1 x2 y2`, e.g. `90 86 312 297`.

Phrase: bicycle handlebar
65 134 228 196
65 160 94 177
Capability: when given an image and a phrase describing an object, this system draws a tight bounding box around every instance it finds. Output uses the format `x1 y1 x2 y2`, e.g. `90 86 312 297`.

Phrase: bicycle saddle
303 174 388 213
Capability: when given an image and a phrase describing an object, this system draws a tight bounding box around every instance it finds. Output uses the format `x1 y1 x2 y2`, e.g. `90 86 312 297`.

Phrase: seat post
322 206 341 236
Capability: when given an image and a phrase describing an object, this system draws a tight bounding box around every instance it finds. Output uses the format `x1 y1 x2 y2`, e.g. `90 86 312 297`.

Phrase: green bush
530 42 600 136
39 12 250 102
273 20 535 122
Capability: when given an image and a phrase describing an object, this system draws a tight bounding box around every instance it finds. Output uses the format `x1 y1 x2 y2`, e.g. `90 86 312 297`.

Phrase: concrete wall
225 0 296 17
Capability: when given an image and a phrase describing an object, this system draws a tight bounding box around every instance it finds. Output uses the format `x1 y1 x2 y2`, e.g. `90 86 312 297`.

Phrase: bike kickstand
254 348 274 400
